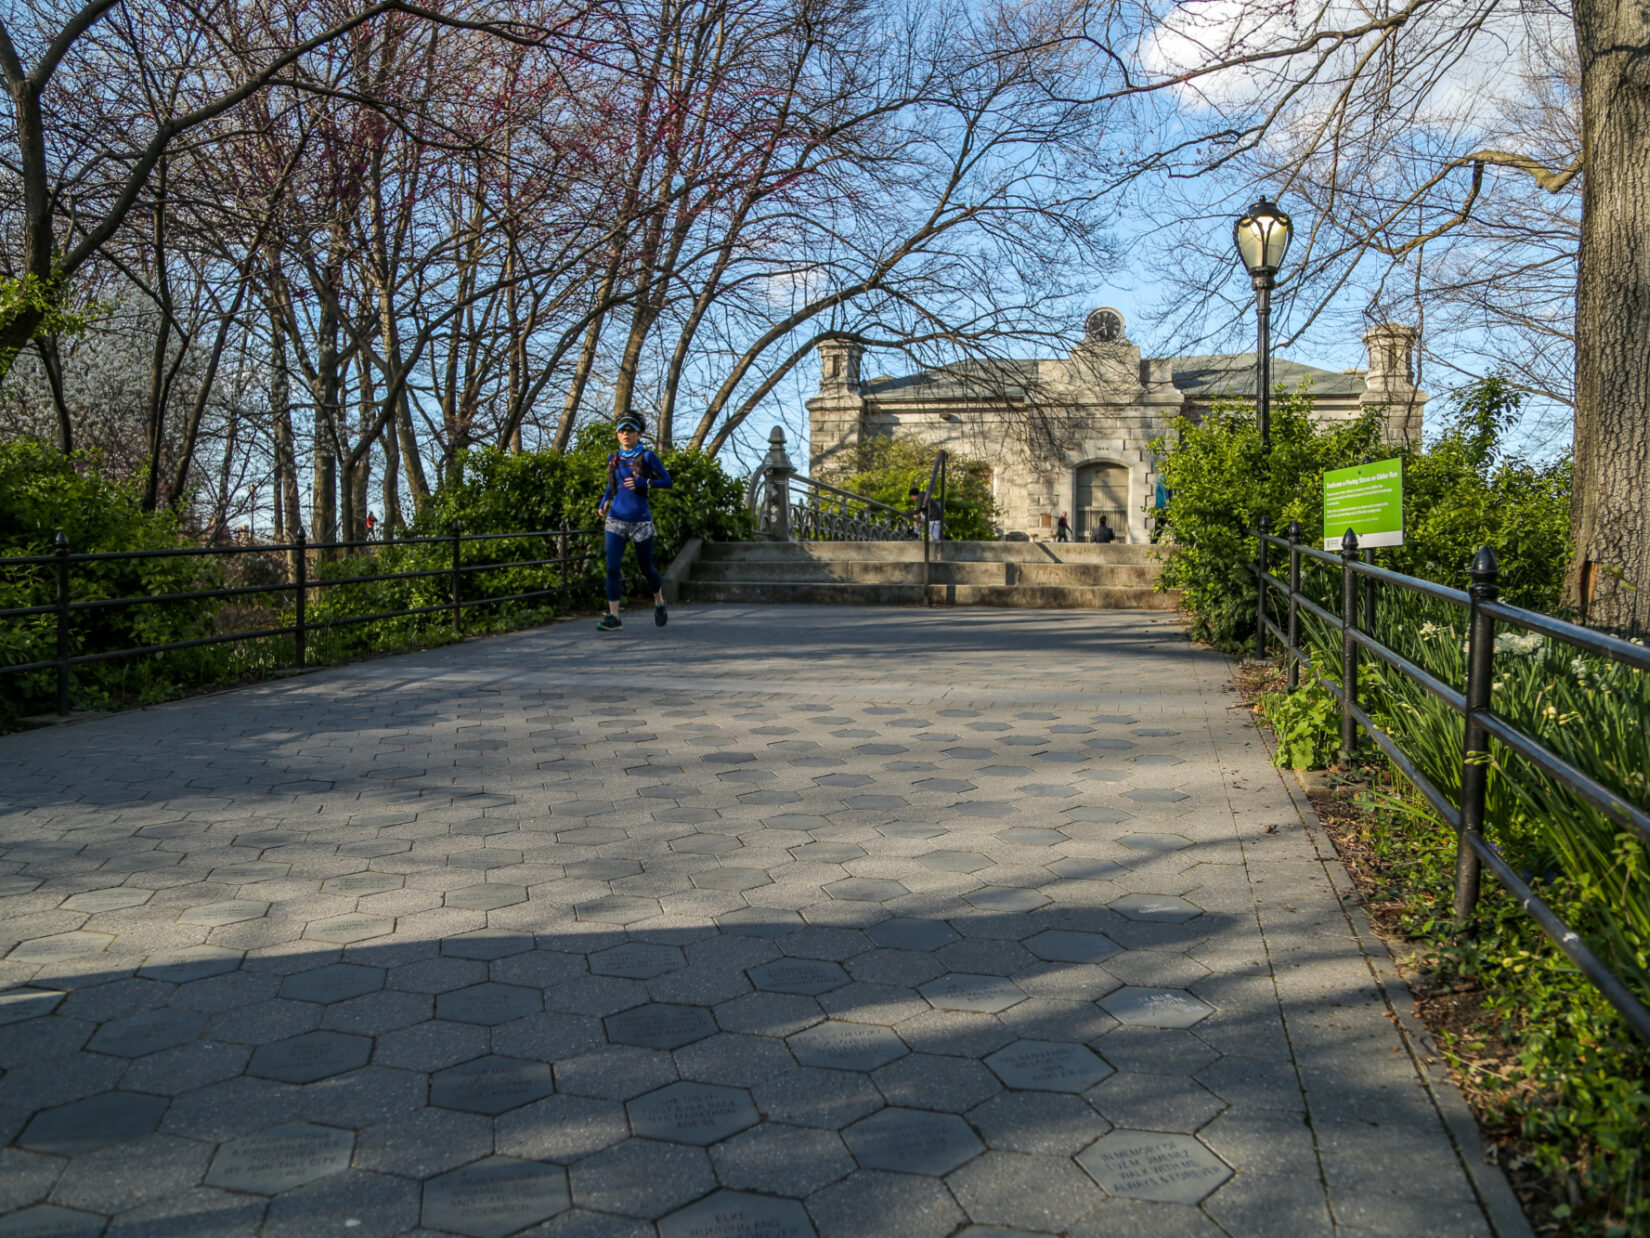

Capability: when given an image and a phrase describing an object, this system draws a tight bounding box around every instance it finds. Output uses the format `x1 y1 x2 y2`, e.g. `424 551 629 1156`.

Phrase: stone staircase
671 540 1177 609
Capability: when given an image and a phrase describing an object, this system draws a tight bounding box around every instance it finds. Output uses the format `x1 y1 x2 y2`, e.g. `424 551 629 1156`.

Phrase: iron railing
1253 519 1650 1044
748 426 944 544
0 526 601 717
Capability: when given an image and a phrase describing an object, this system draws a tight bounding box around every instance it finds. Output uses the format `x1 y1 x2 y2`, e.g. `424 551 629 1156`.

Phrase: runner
597 412 673 633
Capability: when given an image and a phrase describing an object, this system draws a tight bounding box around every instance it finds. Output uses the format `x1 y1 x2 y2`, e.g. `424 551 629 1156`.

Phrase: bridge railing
747 426 944 544
1252 518 1650 1044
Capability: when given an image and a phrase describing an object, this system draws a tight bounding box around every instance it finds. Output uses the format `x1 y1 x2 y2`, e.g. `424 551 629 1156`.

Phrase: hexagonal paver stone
659 1191 816 1238
1100 987 1214 1029
7 931 113 965
437 982 542 1026
628 1081 759 1145
563 859 642 881
556 826 627 846
1133 754 1185 767
815 773 873 787
748 959 849 996
1133 727 1181 737
431 1055 553 1115
236 828 306 848
337 839 411 859
280 963 386 1003
1110 894 1202 924
843 1108 984 1176
137 945 241 983
248 1031 372 1083
950 801 1017 818
1077 1130 1232 1203
591 942 686 979
1123 788 1190 804
87 1007 206 1057
0 1206 105 1237
304 913 395 944
606 1003 717 1050
1025 930 1120 964
62 887 151 913
787 1021 907 1072
876 822 946 840
445 883 528 911
575 896 661 925
1046 857 1127 882
1119 832 1193 855
824 877 907 902
790 842 865 864
703 751 758 764
693 867 773 892
963 886 1050 914
761 814 834 832
995 827 1068 847
320 872 404 897
0 988 62 1025
918 850 993 874
442 930 534 961
1084 738 1136 751
1063 806 1133 824
914 778 976 793
985 1040 1114 1093
177 899 270 927
20 1091 167 1153
867 918 959 953
422 1156 570 1237
205 1121 355 1194
919 974 1027 1014
449 848 524 869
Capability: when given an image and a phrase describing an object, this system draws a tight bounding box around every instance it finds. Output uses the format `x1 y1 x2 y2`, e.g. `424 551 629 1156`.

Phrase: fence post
1286 520 1301 692
558 529 568 616
1363 545 1378 636
757 426 795 540
54 531 70 715
451 523 463 635
1456 546 1499 927
1255 514 1269 658
1339 527 1359 763
293 530 307 670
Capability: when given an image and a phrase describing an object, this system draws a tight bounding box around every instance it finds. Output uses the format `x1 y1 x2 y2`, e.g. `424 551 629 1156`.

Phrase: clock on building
1084 307 1125 343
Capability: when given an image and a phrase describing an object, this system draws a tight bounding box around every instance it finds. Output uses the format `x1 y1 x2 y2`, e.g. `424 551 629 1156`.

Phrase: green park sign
1323 458 1404 549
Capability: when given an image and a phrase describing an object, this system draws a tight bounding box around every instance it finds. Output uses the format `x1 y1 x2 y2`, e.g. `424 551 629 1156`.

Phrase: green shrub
837 435 998 540
1261 676 1341 769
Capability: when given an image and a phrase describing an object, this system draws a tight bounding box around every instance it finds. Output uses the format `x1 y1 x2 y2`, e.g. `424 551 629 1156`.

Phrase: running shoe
596 614 622 632
655 603 668 628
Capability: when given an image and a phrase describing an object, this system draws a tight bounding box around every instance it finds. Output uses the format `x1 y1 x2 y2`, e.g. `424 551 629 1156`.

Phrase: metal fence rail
746 425 945 545
1253 519 1650 1044
0 526 601 716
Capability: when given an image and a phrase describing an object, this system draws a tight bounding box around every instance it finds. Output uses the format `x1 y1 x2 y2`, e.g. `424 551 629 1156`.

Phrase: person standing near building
1093 515 1115 543
1055 511 1070 542
597 412 673 632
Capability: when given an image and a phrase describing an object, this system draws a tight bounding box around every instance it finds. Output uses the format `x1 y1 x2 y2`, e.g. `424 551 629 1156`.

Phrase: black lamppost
1233 197 1293 449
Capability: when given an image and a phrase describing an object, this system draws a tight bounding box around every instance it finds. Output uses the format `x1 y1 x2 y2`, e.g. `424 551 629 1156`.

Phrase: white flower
1419 621 1440 641
1494 632 1544 656
1570 657 1588 678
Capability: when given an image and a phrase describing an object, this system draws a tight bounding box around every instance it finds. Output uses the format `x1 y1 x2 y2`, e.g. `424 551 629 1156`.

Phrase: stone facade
806 312 1426 543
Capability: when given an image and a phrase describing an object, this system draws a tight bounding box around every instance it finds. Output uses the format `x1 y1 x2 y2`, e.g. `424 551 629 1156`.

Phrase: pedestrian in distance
1093 515 1116 543
364 511 376 541
1055 511 1070 542
597 412 673 633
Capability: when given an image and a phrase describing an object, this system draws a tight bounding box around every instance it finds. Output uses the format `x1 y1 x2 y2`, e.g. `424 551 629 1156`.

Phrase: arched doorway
1075 463 1128 542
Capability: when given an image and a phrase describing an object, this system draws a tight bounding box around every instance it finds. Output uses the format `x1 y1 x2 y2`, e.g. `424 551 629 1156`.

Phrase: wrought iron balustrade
747 426 944 544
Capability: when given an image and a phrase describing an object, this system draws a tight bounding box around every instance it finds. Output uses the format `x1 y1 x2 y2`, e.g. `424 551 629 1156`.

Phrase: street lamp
1233 196 1293 449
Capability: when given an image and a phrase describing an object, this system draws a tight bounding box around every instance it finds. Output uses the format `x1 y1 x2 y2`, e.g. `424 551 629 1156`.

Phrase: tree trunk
269 302 303 538
1567 0 1650 633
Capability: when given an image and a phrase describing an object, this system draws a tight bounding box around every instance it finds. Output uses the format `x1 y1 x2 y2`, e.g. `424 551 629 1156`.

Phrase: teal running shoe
596 614 622 632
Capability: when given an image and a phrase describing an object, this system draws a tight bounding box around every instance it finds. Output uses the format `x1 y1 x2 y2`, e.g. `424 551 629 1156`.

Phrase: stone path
0 604 1529 1238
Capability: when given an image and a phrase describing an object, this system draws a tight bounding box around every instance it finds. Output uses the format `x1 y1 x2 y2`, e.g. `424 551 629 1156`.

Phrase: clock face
1085 307 1125 343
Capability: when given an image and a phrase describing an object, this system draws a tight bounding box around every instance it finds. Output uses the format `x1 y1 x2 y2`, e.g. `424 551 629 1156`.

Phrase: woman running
597 412 673 632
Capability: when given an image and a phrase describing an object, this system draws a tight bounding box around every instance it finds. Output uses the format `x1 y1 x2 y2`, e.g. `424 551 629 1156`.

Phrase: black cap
616 412 645 433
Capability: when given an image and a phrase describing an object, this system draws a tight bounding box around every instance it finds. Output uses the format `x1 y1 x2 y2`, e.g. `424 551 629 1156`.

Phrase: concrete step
680 579 1178 610
697 540 1163 566
688 560 1161 588
681 581 928 606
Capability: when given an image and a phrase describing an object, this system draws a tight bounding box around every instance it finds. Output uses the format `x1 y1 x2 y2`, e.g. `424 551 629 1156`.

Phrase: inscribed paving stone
919 974 1027 1014
248 1031 372 1083
0 1205 107 1238
444 883 527 910
280 963 386 1003
431 1055 554 1115
1099 987 1214 1029
843 1107 984 1176
606 1003 718 1049
1109 894 1201 924
320 872 404 896
591 942 687 979
61 887 151 912
749 958 850 995
421 1156 570 1238
205 1121 354 1194
788 1021 908 1072
1076 1130 1232 1203
868 919 958 952
1024 930 1119 964
627 1082 759 1145
658 1191 815 1238
87 1008 206 1057
436 982 541 1025
0 988 62 1024
984 1040 1113 1093
7 931 113 965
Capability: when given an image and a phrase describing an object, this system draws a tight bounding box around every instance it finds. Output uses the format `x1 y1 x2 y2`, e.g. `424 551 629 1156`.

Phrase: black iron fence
0 526 601 718
1253 518 1650 1044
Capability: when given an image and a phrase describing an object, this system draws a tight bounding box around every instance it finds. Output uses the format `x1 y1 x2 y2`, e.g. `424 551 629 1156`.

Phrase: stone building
807 309 1425 543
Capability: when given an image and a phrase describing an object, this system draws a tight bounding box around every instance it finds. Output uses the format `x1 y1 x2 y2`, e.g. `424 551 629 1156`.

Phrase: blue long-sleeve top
600 447 673 522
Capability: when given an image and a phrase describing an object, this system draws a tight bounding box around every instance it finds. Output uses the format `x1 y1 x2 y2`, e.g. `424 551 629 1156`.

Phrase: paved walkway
0 605 1528 1238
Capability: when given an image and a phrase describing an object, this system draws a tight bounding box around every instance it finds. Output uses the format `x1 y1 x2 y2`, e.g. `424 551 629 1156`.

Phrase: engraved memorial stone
919 973 1027 1014
205 1121 354 1194
1077 1130 1232 1203
422 1155 571 1238
606 1003 718 1049
844 1107 984 1175
658 1191 816 1238
248 1030 372 1083
431 1055 553 1115
985 1040 1113 1092
627 1081 759 1145
61 888 151 913
437 982 542 1025
748 959 849 996
320 872 403 896
1099 986 1214 1029
7 931 112 965
1109 894 1201 924
787 1021 907 1072
590 942 686 979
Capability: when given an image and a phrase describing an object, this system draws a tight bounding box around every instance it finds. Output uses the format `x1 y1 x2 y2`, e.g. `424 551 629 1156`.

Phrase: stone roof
861 359 1036 402
1170 353 1366 398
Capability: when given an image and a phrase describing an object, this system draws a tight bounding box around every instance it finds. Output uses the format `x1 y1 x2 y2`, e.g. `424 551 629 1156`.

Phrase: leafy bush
837 435 998 540
1260 676 1341 769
